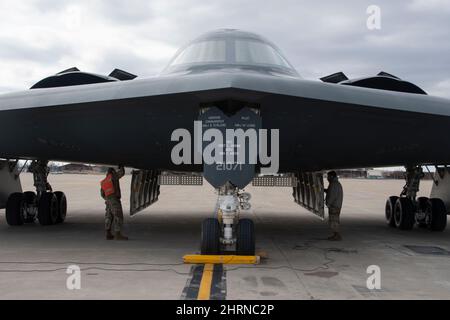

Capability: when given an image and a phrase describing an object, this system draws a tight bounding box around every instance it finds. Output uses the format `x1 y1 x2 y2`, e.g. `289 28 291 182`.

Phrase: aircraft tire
38 192 58 226
428 198 447 231
395 198 415 230
416 197 429 228
23 191 36 202
201 218 221 255
54 191 67 224
6 193 25 226
236 219 255 256
22 191 37 223
385 196 398 227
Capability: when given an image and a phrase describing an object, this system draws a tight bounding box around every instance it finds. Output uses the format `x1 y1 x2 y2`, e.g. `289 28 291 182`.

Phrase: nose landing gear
200 183 255 255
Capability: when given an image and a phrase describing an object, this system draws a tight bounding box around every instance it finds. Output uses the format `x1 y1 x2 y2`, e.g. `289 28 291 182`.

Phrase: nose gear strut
201 182 255 255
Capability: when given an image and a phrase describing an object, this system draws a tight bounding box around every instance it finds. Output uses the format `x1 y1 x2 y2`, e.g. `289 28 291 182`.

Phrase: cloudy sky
0 0 449 97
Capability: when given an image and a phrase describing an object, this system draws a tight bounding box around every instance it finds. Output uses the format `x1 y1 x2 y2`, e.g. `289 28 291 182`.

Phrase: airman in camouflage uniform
101 166 128 240
325 171 344 241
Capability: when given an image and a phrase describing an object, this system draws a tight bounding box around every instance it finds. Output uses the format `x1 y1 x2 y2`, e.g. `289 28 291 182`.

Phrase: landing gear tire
54 191 67 224
416 197 429 228
22 191 37 223
385 196 398 227
394 198 415 230
236 219 255 256
427 198 447 232
38 192 58 226
201 218 221 255
6 193 24 226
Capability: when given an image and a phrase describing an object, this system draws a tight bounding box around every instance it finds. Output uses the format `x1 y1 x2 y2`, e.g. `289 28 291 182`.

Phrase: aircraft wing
1 71 450 172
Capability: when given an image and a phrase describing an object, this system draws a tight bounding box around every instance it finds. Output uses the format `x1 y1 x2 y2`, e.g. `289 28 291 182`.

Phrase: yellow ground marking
183 255 260 265
197 264 214 300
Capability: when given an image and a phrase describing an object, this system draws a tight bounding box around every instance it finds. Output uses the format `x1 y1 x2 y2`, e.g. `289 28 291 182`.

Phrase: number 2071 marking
216 163 243 171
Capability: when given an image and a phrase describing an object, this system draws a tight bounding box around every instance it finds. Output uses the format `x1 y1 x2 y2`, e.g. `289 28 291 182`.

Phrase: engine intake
320 71 427 95
30 67 137 89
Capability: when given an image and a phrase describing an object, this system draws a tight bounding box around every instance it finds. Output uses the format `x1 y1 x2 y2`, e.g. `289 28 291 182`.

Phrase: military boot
327 232 342 241
114 231 129 241
106 230 114 240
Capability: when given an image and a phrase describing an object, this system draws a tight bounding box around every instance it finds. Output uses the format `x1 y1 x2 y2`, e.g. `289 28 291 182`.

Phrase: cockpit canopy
162 29 299 77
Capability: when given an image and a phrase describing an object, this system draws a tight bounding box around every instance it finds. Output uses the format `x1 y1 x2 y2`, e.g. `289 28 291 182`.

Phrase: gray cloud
0 0 449 97
0 36 72 64
93 0 154 25
94 49 166 76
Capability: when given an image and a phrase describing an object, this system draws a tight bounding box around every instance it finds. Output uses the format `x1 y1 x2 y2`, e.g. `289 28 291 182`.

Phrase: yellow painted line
183 255 260 265
197 264 214 300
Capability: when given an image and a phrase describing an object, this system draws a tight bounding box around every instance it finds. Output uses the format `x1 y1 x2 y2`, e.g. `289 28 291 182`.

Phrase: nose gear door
199 107 261 189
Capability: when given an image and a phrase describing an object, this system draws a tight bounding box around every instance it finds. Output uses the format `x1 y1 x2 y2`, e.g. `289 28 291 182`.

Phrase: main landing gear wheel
236 218 255 256
385 196 398 227
5 193 25 226
416 197 429 228
38 192 58 226
22 192 37 223
427 198 447 232
394 198 415 230
201 218 221 255
54 191 67 224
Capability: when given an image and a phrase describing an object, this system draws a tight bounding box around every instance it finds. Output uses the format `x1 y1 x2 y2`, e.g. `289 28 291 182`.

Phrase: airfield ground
0 173 449 300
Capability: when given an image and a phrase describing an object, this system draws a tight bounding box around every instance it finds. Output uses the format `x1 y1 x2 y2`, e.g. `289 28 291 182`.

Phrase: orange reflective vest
101 173 115 197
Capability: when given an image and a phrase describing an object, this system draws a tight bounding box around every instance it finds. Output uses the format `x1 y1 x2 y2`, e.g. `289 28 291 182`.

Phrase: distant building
91 165 109 174
59 163 93 174
383 170 433 180
335 168 368 178
367 169 383 179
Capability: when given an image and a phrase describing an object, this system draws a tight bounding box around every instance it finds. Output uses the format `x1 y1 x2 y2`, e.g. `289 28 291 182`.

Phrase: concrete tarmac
0 173 449 300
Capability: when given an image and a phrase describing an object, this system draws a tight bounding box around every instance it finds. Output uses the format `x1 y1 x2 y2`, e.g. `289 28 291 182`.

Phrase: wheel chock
183 255 260 265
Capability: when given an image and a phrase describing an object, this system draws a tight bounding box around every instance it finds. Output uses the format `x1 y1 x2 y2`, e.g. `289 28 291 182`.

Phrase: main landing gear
201 183 255 255
5 160 67 226
385 166 447 231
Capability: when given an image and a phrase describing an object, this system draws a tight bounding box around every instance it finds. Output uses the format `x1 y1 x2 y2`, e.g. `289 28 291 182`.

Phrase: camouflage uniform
101 167 125 233
104 201 113 230
325 176 343 233
328 207 341 233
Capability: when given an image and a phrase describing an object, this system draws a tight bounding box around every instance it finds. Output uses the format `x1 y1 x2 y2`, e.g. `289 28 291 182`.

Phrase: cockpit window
171 40 226 65
163 32 298 76
235 40 291 68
